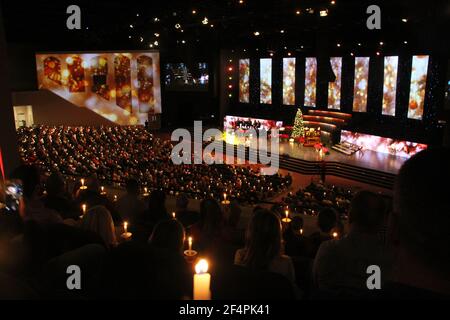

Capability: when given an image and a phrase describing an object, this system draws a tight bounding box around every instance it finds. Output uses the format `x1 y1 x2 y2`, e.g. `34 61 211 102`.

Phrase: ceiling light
149 44 154 48
331 1 336 4
202 17 209 25
379 41 384 46
320 10 328 17
402 18 408 23
140 37 144 42
192 10 197 14
136 13 140 17
337 43 341 47
270 53 274 57
175 23 181 29
130 24 134 28
254 31 260 36
280 30 285 34
288 52 292 56
154 17 159 22
404 41 408 44
296 10 301 15
154 33 160 37
182 40 186 44
358 43 362 46
239 0 244 4
210 24 214 28
376 52 381 56
154 41 159 46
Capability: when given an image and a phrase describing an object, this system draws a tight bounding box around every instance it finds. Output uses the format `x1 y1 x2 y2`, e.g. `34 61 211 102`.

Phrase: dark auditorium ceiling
1 0 449 55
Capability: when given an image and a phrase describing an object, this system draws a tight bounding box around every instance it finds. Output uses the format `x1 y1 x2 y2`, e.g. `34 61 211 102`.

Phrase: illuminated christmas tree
291 108 305 139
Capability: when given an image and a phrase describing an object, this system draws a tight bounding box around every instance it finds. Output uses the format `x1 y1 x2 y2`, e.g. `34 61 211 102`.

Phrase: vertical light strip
408 55 429 120
328 57 342 110
239 59 250 103
260 58 272 104
304 57 317 107
282 57 296 105
353 57 370 112
382 56 399 116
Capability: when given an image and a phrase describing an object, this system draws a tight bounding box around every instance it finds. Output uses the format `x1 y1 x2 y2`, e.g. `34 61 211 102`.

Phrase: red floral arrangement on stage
314 143 330 156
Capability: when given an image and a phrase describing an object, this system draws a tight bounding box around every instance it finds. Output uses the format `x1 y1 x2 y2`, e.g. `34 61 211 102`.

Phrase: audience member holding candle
306 208 338 258
116 178 146 224
175 194 200 228
313 191 389 291
234 209 296 284
284 216 307 258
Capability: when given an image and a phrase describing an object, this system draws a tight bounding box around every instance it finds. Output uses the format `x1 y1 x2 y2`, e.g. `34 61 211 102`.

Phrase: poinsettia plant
314 143 330 155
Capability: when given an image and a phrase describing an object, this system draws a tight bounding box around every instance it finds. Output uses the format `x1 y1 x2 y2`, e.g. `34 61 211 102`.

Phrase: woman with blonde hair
81 206 117 249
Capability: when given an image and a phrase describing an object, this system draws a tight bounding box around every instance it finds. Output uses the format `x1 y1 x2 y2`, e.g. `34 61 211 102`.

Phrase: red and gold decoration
353 57 370 113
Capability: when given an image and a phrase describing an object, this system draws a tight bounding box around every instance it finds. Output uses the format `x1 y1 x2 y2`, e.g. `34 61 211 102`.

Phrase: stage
278 142 406 175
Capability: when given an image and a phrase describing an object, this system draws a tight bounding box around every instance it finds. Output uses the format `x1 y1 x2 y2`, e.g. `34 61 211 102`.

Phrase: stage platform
225 141 404 190
278 142 405 175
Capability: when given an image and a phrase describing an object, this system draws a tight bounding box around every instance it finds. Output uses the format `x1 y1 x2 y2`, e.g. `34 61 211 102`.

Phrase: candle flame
172 212 176 219
333 232 338 238
195 259 209 274
188 237 193 245
81 178 85 186
285 210 289 218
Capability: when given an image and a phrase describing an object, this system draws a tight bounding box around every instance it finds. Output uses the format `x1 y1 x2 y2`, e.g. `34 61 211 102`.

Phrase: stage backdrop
36 51 162 125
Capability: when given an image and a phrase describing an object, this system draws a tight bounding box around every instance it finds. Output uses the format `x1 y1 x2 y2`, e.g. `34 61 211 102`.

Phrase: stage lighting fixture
380 41 384 46
320 10 328 17
337 43 341 47
153 17 159 22
154 33 160 37
402 18 408 22
254 31 260 36
280 30 285 33
358 43 362 46
130 24 134 28
404 40 408 44
331 0 336 4
192 10 197 14
296 10 301 15
202 17 209 25
154 41 159 46
175 23 181 29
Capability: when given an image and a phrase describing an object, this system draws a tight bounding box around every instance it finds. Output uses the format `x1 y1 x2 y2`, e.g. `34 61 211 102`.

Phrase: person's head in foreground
349 191 385 234
242 209 282 270
317 207 337 235
149 219 185 254
81 205 117 249
391 148 450 296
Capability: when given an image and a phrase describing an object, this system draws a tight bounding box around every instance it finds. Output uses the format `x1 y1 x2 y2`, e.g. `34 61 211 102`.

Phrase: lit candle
172 212 176 219
121 221 132 240
188 236 193 252
193 259 211 300
332 232 339 239
300 229 304 235
101 186 106 195
224 193 227 201
282 210 292 223
80 178 87 190
82 204 87 215
114 195 118 202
